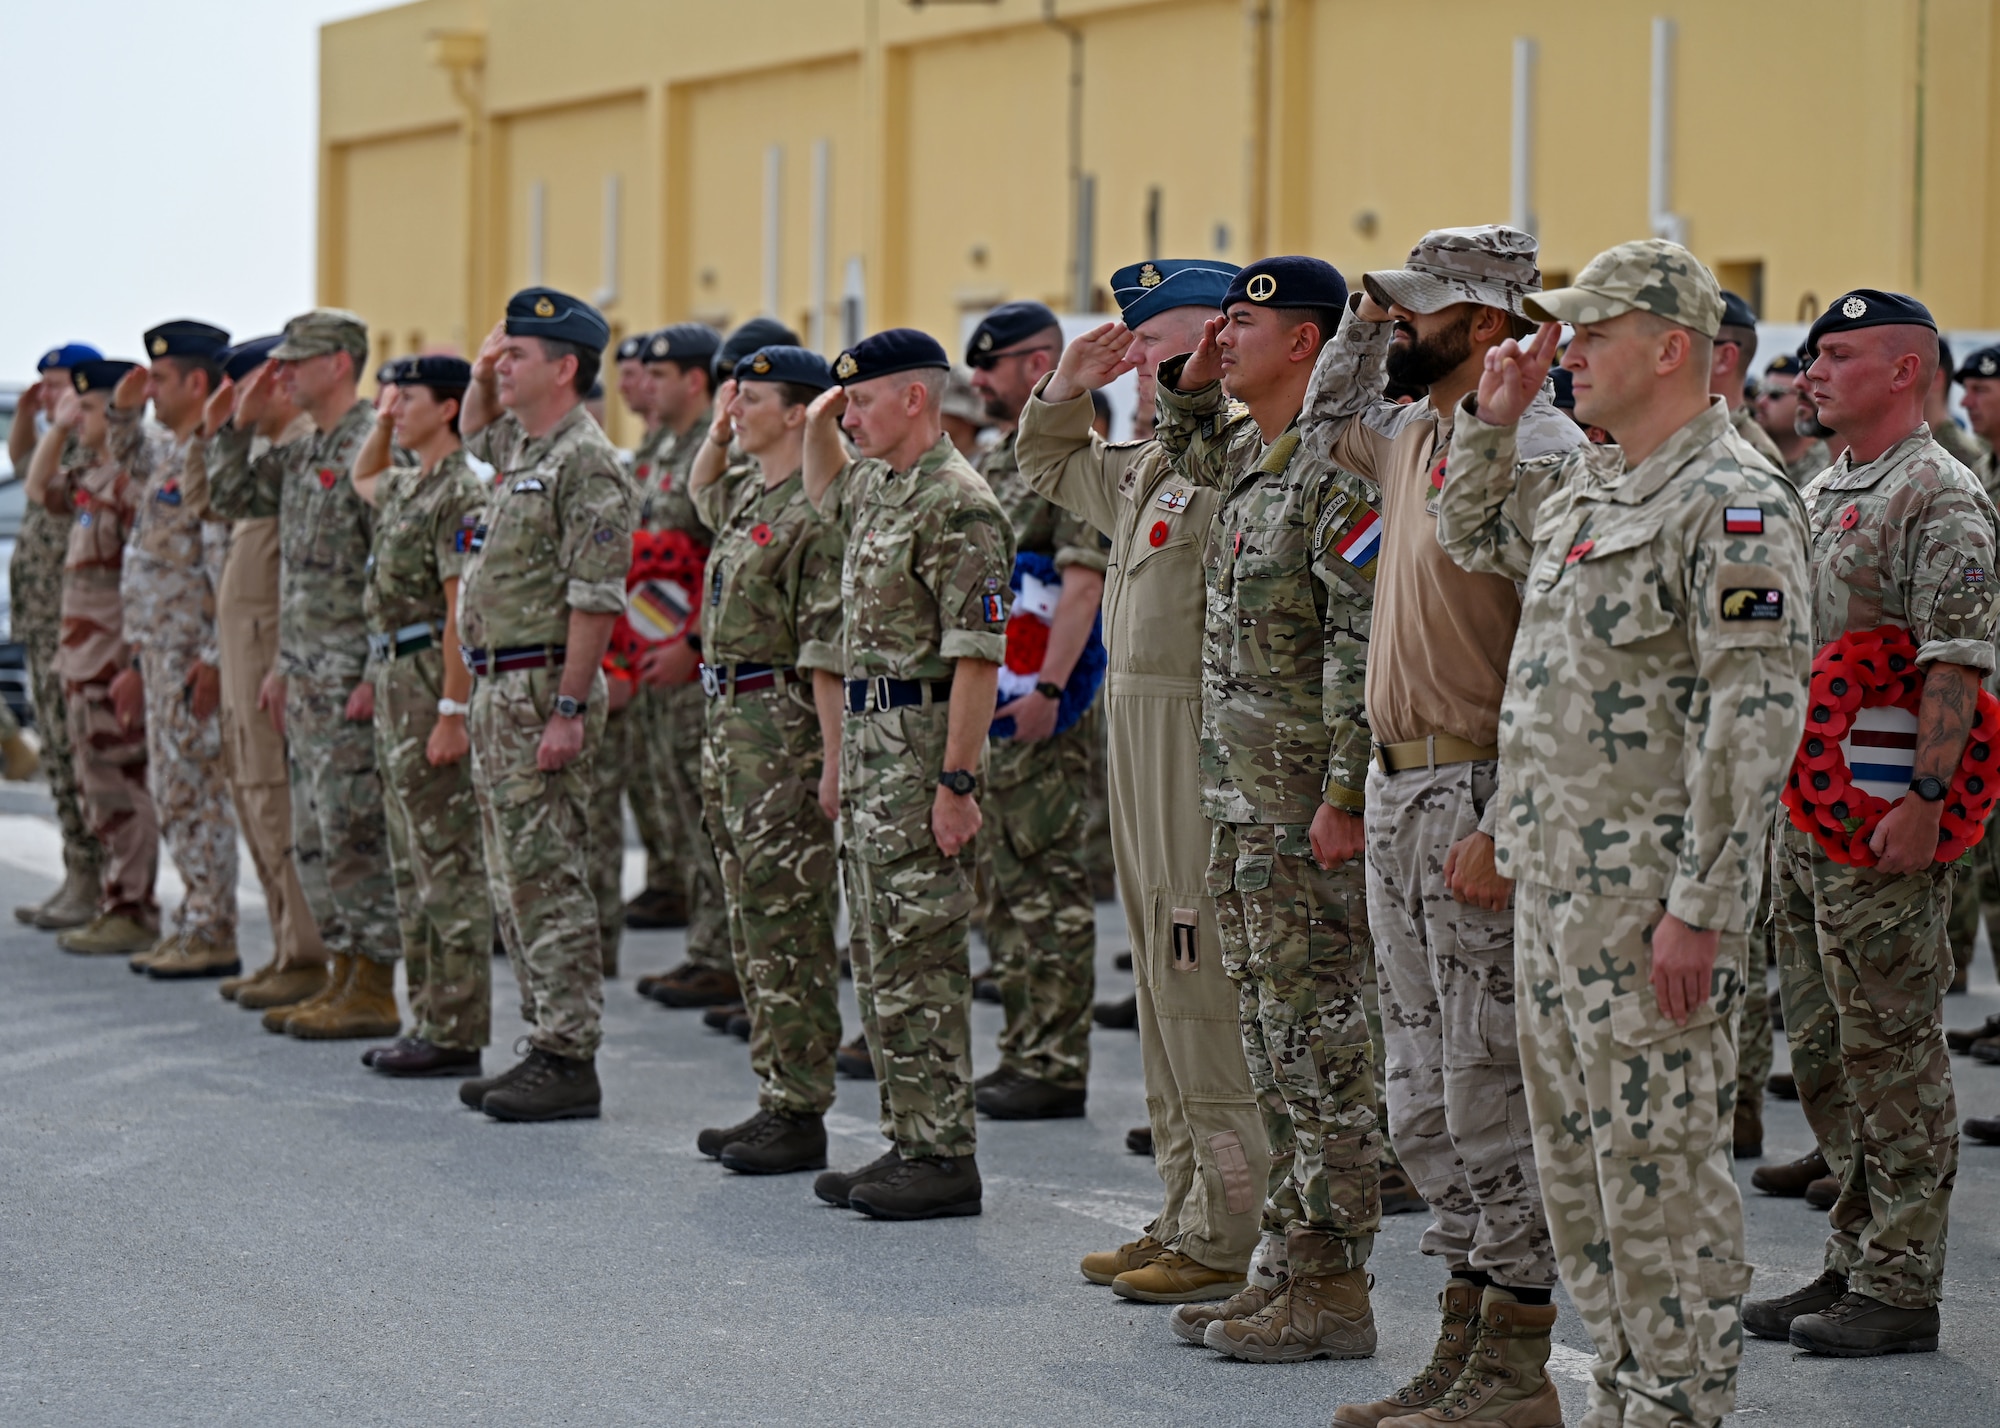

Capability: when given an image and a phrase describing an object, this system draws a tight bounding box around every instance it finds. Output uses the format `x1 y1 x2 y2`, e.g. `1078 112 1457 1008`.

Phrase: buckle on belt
699 662 720 698
872 675 893 712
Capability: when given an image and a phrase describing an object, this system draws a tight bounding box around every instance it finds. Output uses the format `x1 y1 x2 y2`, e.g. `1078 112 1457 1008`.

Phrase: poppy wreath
1781 625 2000 866
603 528 709 687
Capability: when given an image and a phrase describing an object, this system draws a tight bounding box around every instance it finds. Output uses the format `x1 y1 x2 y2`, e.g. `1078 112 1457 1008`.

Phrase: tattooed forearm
1913 661 1981 781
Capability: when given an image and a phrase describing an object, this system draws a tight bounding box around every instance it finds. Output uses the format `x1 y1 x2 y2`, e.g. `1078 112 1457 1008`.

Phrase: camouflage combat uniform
692 459 845 1114
973 434 1103 1091
1787 437 1832 489
826 434 1013 1159
460 406 633 1060
1154 354 1383 1279
108 406 238 948
1773 425 1997 1311
1731 403 1790 477
365 451 494 1050
209 401 400 968
1936 417 2000 982
1439 393 1810 1428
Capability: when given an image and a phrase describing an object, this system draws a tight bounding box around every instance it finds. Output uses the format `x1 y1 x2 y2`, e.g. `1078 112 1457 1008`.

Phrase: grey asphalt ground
2 785 1998 1426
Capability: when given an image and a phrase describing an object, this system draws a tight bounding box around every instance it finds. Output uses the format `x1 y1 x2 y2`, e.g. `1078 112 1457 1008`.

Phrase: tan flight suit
1018 375 1265 1271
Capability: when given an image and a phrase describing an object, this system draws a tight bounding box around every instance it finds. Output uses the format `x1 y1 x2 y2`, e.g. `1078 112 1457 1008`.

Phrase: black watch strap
938 769 978 796
1034 680 1063 701
1910 774 1948 802
555 694 586 719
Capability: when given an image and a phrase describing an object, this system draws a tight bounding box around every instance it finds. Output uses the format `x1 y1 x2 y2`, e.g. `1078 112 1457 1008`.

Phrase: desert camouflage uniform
827 434 1014 1159
366 451 493 1050
460 407 633 1060
1155 354 1383 1278
1773 426 1996 1311
1440 392 1810 1428
974 434 1104 1090
109 406 237 946
209 401 400 967
693 459 845 1114
1787 437 1832 489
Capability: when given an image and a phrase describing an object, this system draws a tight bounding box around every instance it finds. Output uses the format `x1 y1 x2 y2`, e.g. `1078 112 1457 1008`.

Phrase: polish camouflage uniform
974 434 1103 1090
460 406 633 1060
1154 353 1383 1279
108 406 238 948
827 433 1014 1159
1437 242 1812 1428
1774 425 1997 1311
693 459 845 1114
366 451 494 1050
208 398 400 969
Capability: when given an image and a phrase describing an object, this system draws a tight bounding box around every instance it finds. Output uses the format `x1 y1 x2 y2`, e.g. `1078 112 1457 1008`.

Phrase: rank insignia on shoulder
1723 506 1763 535
1721 587 1784 620
982 593 1005 623
317 468 338 490
1156 487 1190 513
513 478 547 493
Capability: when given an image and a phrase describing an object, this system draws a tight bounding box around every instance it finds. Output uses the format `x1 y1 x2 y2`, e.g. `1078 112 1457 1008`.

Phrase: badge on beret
1138 264 1163 289
42 350 58 367
751 355 771 374
651 336 670 358
1247 274 1277 302
977 332 994 352
1983 357 1997 376
150 336 167 356
534 296 556 318
835 353 858 379
75 373 90 392
1841 296 1868 319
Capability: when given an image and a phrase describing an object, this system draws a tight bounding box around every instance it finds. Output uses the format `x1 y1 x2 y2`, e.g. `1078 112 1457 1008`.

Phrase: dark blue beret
71 359 140 395
615 333 649 362
1549 367 1576 411
643 322 723 366
376 356 411 385
222 336 282 383
1718 290 1758 331
713 318 801 378
733 344 835 393
144 319 230 361
1111 259 1239 330
966 301 1061 367
37 342 102 373
1223 256 1348 314
1764 353 1805 379
833 328 950 385
1956 343 2000 382
385 354 473 389
1806 289 1936 356
504 286 610 351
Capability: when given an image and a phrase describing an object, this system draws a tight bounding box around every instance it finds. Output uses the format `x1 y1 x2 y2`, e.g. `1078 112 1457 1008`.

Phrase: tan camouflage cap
1524 239 1724 339
940 366 986 425
1362 225 1541 317
270 308 371 364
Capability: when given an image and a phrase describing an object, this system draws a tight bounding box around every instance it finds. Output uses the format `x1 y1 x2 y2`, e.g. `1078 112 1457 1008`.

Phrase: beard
1795 405 1835 439
1385 312 1476 390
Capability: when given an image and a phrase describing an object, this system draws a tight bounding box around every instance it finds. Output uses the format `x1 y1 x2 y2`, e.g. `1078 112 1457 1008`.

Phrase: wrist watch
938 769 979 796
436 697 469 717
1910 775 1948 802
1034 680 1063 701
554 694 586 719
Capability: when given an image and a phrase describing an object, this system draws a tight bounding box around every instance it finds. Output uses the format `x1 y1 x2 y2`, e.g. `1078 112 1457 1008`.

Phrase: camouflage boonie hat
1363 225 1541 317
270 307 371 365
941 366 985 424
1524 238 1724 338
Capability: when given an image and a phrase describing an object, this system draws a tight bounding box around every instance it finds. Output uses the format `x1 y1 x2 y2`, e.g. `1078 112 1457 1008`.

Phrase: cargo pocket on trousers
1209 1130 1255 1215
1818 869 1948 1040
1606 991 1721 1161
1698 1255 1755 1302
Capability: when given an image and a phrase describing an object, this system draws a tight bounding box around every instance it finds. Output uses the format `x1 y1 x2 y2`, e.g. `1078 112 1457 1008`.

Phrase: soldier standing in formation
1750 353 1829 487
1713 290 1790 473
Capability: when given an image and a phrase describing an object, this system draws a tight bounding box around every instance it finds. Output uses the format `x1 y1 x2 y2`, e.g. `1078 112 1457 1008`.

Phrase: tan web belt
1373 735 1498 775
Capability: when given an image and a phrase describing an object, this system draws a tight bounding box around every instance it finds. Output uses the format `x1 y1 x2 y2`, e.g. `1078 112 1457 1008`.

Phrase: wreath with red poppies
1782 625 2000 866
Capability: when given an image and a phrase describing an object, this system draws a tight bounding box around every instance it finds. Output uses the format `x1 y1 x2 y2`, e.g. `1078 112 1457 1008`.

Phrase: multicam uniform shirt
207 401 378 682
56 454 140 686
1437 396 1812 933
362 450 487 644
691 462 845 675
632 409 714 536
108 406 225 664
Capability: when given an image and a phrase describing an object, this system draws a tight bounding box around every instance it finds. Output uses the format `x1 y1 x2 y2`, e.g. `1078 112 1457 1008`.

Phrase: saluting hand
112 364 150 413
1475 321 1562 427
234 361 278 430
1044 322 1135 405
472 321 507 382
806 384 848 431
50 390 84 433
201 378 236 438
1175 316 1227 391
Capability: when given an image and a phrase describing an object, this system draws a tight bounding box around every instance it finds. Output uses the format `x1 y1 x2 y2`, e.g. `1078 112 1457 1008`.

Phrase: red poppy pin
1839 504 1859 531
751 522 773 547
1565 539 1594 565
1149 520 1169 548
317 468 337 490
1430 453 1447 490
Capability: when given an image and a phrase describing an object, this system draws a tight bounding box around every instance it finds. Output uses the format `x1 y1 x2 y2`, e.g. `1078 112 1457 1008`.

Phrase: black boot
1790 1291 1939 1356
1126 1124 1154 1156
479 1048 602 1121
362 1036 423 1068
728 1013 751 1040
721 1112 828 1174
977 1071 1086 1120
1093 994 1138 1030
1750 1148 1827 1196
696 1109 771 1158
459 1042 534 1109
375 1039 482 1078
835 1034 875 1079
814 1148 900 1207
848 1154 983 1220
1744 1269 1847 1340
702 1002 747 1032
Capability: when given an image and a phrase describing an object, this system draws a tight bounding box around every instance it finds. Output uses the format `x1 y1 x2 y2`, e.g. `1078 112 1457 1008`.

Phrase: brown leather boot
1204 1264 1376 1362
288 956 401 1040
1081 1233 1166 1286
220 959 278 1002
264 954 351 1033
240 962 331 1012
1334 1278 1481 1426
1380 1289 1562 1426
1750 1148 1828 1196
1733 1098 1764 1159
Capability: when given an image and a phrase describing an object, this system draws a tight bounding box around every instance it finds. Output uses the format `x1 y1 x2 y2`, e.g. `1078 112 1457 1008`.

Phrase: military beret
713 318 800 379
733 344 835 393
643 322 723 367
375 356 410 386
70 359 140 395
1806 289 1936 357
143 319 230 362
1718 290 1758 332
504 286 610 352
833 328 951 385
1549 367 1576 411
1528 239 1723 338
965 300 1061 367
1110 259 1239 330
615 333 648 363
271 308 371 365
220 336 282 384
1764 352 1806 379
36 342 102 373
1956 343 2000 383
1223 256 1348 314
384 354 473 389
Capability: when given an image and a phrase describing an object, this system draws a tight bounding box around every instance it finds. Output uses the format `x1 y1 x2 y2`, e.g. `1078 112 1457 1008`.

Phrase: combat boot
1127 1125 1154 1156
1379 1289 1561 1426
480 1048 602 1121
1733 1099 1764 1159
264 953 352 1033
1 724 39 782
146 934 242 981
645 961 740 1008
623 884 688 929
1964 1116 2000 1145
847 1153 982 1220
701 1001 747 1032
720 1111 828 1174
373 1040 481 1078
1750 1148 1827 1196
238 962 330 1012
363 1036 423 1068
1789 1291 1939 1357
1970 1036 2000 1065
459 1039 534 1108
1766 1071 1798 1100
814 1148 900 1207
1092 994 1138 1029
220 959 277 1002
287 956 399 1040
1332 1278 1481 1428
1743 1268 1847 1340
1946 1012 2000 1053
56 912 156 956
698 1108 772 1159
20 865 99 930
1380 1164 1426 1216
835 1033 875 1079
1113 1251 1246 1305
728 1012 751 1040
1171 1279 1281 1345
1803 1174 1838 1210
1203 1263 1376 1362
1081 1233 1166 1286
128 933 182 975
976 1071 1085 1119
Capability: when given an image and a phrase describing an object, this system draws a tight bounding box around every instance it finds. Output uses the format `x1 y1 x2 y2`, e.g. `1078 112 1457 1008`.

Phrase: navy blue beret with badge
1718 290 1758 331
504 286 610 352
1955 342 2000 383
832 328 951 385
733 344 835 394
70 359 141 395
643 322 723 368
1111 259 1239 330
1222 256 1348 315
615 333 648 363
1764 352 1805 380
37 342 102 373
384 354 473 390
965 301 1061 368
713 318 800 379
1806 289 1936 356
376 356 411 386
143 319 231 361
221 336 282 384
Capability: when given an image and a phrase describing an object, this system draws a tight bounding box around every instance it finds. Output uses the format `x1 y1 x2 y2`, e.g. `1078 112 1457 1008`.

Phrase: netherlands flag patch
1843 706 1918 802
1334 509 1383 573
1724 506 1764 535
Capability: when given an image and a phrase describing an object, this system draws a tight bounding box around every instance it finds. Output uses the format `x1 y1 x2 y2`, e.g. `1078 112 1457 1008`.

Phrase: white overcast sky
0 0 380 378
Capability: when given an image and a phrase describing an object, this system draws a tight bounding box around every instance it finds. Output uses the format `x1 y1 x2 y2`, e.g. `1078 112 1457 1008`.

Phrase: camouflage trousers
1515 882 1750 1428
645 680 729 967
1945 805 2000 980
588 700 635 977
1364 761 1554 1289
286 672 400 966
469 666 606 1060
1736 873 1775 1118
23 612 101 886
977 721 1097 1089
702 676 841 1116
375 651 492 1050
64 676 158 924
1772 819 1956 1308
137 643 238 944
627 681 681 895
1210 821 1380 1276
842 699 977 1160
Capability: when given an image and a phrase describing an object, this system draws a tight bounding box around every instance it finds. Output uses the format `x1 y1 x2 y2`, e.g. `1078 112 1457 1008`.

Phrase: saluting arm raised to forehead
800 384 849 510
460 320 507 439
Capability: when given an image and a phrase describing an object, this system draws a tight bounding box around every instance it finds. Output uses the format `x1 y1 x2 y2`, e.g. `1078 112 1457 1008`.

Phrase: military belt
699 662 801 699
1373 735 1499 774
462 644 567 677
844 676 953 715
367 621 442 663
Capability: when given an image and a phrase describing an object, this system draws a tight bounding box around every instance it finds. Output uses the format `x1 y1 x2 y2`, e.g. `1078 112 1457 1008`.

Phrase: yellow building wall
335 126 466 361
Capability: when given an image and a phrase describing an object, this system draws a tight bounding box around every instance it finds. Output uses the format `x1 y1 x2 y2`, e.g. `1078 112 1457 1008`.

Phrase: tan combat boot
1171 1228 1287 1343
1334 1279 1482 1427
146 934 242 981
128 933 183 976
287 956 400 1040
265 953 351 1033
1381 1289 1562 1427
1204 1265 1377 1363
1 725 40 782
220 959 277 1002
240 961 331 1011
19 865 100 930
1112 1251 1247 1305
1081 1233 1165 1286
57 912 157 956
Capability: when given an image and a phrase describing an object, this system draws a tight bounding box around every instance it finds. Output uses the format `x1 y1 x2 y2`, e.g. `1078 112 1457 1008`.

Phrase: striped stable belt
699 662 801 699
1373 734 1499 775
462 644 567 677
844 676 953 715
367 621 442 662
